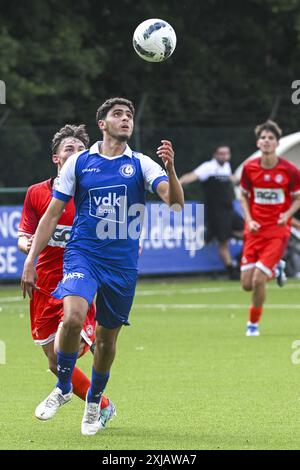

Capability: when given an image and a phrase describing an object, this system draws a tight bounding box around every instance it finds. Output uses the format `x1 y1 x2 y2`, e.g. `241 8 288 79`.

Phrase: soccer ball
133 19 177 63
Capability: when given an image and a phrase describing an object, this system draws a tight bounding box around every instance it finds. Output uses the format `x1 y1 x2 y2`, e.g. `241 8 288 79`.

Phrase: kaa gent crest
119 164 136 178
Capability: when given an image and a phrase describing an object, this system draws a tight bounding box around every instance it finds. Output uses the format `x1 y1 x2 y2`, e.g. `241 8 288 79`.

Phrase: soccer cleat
275 260 287 287
81 397 103 436
246 322 260 337
35 386 73 420
100 399 116 428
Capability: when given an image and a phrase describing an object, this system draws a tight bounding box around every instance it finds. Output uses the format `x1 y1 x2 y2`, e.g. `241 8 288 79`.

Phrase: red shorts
30 289 96 347
241 233 289 277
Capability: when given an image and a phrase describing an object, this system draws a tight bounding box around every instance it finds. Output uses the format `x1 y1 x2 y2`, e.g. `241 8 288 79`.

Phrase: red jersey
240 156 300 238
19 178 75 294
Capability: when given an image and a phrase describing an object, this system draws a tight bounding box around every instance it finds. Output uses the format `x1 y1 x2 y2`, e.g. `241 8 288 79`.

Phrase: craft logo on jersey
119 164 136 178
89 184 127 223
48 224 72 248
82 168 101 173
254 187 285 205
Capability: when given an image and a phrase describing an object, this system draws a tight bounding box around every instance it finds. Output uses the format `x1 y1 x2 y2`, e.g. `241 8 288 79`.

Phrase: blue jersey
53 141 168 271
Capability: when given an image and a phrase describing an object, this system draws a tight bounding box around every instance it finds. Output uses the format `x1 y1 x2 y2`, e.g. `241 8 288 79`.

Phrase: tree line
0 0 300 190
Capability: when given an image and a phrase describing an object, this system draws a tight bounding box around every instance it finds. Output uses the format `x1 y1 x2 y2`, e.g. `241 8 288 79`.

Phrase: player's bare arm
230 174 240 185
292 217 300 230
21 198 66 299
156 140 184 209
179 171 198 186
18 234 34 254
240 192 261 232
278 193 300 225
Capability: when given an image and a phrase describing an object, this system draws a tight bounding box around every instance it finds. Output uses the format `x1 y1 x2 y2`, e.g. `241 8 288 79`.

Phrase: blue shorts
52 250 138 329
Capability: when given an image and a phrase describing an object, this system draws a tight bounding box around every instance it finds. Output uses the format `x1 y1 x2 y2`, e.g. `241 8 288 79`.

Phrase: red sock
71 367 90 400
71 367 109 409
249 305 263 324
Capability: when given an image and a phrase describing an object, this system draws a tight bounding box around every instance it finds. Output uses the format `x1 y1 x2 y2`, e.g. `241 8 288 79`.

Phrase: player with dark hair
18 124 114 425
240 120 300 336
21 98 184 435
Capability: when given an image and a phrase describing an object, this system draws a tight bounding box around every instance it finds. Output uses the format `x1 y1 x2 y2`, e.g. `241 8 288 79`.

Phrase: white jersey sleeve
193 159 232 181
52 152 82 201
138 153 168 193
193 161 213 182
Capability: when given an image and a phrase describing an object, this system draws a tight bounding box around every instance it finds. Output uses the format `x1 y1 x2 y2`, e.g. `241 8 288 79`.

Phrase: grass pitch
1 278 300 450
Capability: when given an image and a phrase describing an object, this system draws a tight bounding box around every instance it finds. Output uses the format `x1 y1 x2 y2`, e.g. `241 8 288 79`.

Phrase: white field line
1 281 300 303
136 283 300 297
1 297 298 311
0 296 23 304
133 303 300 310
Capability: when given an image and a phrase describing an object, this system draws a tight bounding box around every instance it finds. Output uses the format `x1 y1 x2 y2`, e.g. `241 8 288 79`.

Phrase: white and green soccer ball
133 19 177 63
